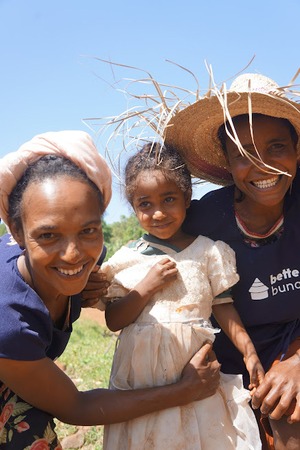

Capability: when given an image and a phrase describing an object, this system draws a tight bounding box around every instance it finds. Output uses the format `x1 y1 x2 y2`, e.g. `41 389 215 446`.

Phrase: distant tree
104 214 143 259
0 223 7 236
101 219 112 244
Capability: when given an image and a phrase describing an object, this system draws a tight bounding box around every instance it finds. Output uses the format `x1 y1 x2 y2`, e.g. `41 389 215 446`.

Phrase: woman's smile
250 176 281 190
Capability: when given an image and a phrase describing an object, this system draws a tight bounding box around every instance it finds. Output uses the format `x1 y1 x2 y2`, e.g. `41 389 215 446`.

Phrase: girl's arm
0 342 220 426
105 257 177 331
212 302 264 389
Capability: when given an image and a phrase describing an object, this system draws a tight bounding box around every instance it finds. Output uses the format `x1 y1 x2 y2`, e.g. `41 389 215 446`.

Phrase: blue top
184 169 300 382
0 233 81 361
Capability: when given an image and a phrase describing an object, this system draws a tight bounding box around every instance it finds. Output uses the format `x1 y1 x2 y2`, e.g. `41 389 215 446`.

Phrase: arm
105 257 178 332
251 348 300 422
0 342 220 426
212 302 264 389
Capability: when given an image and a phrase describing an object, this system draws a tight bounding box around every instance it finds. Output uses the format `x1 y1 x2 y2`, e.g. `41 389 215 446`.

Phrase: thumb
193 341 213 363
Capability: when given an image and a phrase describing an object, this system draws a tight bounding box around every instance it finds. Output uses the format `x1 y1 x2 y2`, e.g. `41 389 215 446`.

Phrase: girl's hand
80 265 110 308
244 353 265 390
141 258 178 296
251 354 300 422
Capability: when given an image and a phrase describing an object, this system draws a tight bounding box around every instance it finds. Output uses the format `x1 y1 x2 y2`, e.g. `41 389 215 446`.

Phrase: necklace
235 211 284 239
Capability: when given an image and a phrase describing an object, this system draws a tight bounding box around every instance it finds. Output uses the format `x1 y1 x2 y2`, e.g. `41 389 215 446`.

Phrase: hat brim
165 92 300 185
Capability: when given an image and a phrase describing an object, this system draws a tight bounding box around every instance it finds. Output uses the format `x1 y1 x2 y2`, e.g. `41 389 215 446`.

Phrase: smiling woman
164 73 300 450
0 130 223 449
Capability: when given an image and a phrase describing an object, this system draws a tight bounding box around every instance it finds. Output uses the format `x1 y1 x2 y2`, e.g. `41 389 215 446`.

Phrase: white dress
102 235 261 450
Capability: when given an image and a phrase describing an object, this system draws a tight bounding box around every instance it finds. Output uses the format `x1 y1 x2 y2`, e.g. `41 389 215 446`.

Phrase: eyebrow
33 219 102 232
137 191 178 200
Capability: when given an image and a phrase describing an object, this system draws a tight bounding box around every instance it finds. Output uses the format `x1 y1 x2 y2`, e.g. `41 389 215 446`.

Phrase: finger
86 280 109 290
251 381 270 410
268 393 296 420
193 342 213 363
288 402 300 424
87 272 108 282
207 348 217 362
159 257 173 265
81 286 108 299
81 298 101 308
164 268 178 278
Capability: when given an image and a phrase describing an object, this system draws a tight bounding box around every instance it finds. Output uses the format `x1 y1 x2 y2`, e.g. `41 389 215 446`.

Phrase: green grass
55 317 117 449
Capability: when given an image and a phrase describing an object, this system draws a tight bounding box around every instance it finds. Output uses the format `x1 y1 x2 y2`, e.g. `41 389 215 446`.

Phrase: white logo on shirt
249 278 269 300
249 268 300 300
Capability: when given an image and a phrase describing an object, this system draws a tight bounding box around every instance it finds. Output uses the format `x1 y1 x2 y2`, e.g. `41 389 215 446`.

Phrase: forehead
134 170 180 195
232 114 291 134
21 177 101 223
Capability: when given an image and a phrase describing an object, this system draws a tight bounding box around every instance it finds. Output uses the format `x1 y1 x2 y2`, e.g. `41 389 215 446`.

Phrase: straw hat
165 73 300 185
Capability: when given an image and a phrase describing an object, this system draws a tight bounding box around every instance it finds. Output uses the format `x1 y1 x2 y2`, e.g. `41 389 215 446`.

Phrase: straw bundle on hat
165 73 300 185
0 130 112 225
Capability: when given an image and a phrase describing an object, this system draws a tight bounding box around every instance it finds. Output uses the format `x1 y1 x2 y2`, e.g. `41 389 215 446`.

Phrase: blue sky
0 0 299 223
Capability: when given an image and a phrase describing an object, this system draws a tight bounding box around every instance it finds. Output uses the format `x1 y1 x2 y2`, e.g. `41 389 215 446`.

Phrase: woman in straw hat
0 130 220 449
165 72 300 450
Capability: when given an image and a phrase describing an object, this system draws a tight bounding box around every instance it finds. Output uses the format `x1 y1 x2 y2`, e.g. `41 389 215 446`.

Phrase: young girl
101 142 263 450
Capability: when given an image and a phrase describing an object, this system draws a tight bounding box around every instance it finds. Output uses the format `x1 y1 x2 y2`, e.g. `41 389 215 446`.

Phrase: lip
251 176 280 190
152 222 172 229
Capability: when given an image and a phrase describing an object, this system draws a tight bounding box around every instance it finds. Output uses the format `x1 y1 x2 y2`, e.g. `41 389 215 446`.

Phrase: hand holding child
81 265 110 308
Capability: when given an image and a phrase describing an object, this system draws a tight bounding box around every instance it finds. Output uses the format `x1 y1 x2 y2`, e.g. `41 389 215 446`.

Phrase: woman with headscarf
0 130 220 449
165 73 300 450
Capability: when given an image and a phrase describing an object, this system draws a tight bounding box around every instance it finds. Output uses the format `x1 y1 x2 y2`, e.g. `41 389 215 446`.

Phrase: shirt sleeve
207 240 240 298
212 288 234 306
0 290 52 361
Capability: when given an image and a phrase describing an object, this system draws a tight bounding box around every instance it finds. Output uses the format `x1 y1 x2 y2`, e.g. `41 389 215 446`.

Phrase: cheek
228 159 251 179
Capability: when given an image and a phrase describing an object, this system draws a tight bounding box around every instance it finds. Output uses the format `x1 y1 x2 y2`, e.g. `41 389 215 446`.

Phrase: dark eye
269 143 285 152
139 201 150 208
165 197 175 203
81 228 96 235
39 232 55 240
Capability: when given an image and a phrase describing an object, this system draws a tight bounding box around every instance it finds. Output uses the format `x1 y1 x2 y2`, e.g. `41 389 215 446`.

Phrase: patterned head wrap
0 130 112 224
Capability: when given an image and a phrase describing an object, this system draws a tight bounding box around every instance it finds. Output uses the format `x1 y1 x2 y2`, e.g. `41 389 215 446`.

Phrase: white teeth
57 266 83 276
253 177 278 189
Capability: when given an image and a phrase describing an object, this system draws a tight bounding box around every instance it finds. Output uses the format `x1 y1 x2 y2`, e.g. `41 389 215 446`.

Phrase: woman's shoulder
0 278 52 360
184 185 235 238
192 185 234 210
0 233 21 259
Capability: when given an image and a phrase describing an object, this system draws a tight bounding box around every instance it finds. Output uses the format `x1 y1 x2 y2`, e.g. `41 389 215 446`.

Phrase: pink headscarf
0 130 112 224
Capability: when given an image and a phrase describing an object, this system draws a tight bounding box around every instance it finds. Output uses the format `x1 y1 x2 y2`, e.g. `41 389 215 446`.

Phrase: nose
152 208 166 221
60 238 81 263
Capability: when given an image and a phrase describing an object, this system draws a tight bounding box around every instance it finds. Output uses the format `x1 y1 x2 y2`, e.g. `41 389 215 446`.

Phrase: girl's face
132 170 191 242
225 115 298 208
11 177 104 302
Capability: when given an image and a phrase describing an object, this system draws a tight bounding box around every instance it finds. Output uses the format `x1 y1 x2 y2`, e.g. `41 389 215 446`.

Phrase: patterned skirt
0 383 61 449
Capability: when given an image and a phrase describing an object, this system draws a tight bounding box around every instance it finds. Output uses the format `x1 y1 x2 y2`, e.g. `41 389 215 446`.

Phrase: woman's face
225 115 298 208
12 177 104 302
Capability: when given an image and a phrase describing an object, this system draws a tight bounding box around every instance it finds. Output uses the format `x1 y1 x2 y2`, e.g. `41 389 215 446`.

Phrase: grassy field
55 317 117 449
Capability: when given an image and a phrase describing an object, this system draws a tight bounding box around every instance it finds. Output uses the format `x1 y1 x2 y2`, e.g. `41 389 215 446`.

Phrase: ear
224 153 232 174
184 188 192 209
7 220 25 249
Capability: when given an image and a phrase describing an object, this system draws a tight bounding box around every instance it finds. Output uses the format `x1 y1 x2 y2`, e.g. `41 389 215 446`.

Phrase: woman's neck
234 197 284 235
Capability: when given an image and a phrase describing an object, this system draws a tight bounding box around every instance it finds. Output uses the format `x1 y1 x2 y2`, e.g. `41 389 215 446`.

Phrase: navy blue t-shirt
0 234 81 361
184 170 300 383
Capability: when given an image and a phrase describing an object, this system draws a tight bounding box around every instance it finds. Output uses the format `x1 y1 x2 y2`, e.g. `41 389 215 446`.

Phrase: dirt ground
79 307 107 327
